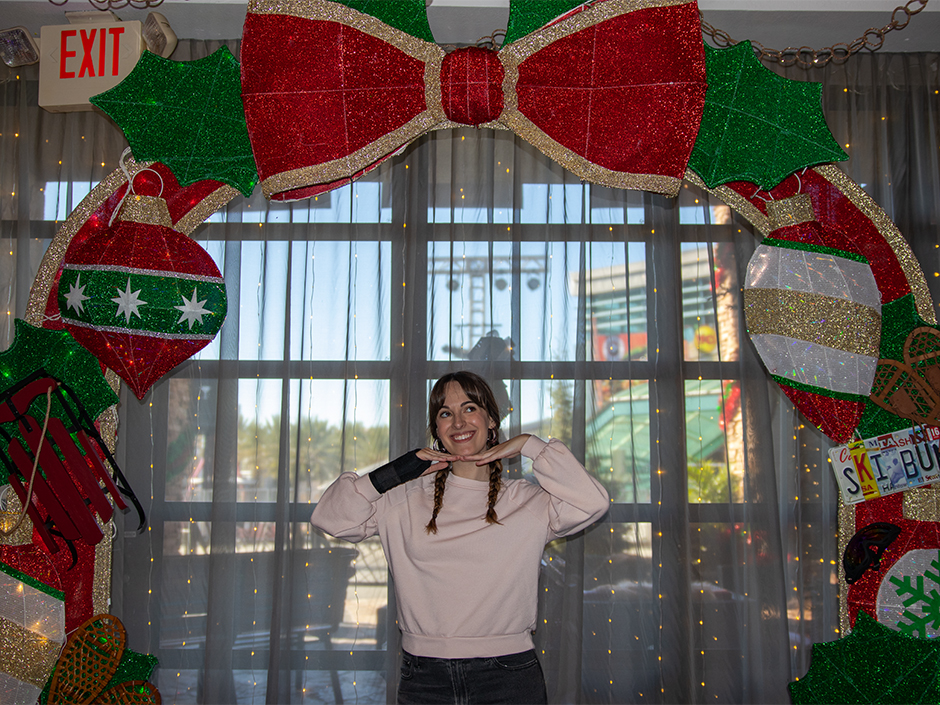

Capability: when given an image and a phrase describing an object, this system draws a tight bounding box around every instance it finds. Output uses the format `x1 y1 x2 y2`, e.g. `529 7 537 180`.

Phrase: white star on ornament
174 287 211 330
65 273 90 315
111 278 147 324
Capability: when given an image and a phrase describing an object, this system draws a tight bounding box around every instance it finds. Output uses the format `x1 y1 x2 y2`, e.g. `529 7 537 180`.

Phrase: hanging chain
700 0 930 68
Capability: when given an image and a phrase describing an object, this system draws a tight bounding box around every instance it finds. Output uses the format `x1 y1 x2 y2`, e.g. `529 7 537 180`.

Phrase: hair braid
425 467 450 534
484 459 503 525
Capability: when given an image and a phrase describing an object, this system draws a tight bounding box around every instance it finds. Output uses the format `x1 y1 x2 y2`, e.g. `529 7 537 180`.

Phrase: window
122 129 778 703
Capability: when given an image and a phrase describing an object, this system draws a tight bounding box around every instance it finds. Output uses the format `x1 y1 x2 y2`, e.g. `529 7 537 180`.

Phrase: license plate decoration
829 427 940 505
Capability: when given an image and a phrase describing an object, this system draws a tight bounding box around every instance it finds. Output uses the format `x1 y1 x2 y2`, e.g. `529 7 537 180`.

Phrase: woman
311 371 609 704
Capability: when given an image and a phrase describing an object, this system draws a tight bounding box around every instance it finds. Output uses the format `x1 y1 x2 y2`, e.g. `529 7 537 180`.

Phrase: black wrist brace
369 450 432 494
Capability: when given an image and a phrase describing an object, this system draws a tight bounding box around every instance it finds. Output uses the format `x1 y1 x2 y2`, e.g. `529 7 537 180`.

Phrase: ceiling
1 0 938 53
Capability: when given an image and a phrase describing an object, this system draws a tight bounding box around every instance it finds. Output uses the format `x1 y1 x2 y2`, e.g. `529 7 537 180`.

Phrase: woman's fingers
416 447 457 462
465 434 530 465
422 461 450 475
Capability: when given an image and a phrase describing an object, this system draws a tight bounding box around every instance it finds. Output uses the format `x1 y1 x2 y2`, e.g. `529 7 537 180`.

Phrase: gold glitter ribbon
0 617 61 688
173 185 240 235
839 498 854 636
903 486 940 522
94 521 113 617
0 493 33 546
744 288 882 357
765 193 815 229
118 195 173 228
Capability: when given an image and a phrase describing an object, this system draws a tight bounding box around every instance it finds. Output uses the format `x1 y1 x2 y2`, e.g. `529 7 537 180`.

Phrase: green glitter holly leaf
789 611 940 704
90 46 258 197
337 0 435 42
688 41 848 190
505 0 584 44
0 320 118 421
0 320 118 485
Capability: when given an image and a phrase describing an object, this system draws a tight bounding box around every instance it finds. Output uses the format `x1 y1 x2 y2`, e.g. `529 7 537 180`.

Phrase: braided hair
425 371 503 534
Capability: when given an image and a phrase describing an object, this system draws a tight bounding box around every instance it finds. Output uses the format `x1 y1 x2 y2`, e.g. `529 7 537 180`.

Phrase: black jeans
397 649 548 705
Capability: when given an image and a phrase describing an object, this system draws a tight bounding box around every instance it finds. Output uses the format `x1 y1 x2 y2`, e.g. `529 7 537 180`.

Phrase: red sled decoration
0 373 144 555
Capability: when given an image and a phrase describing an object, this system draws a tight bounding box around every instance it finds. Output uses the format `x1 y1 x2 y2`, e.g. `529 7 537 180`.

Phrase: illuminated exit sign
39 21 143 112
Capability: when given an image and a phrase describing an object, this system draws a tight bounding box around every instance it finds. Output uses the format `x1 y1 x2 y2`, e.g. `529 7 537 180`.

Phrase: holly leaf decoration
789 611 940 704
0 320 118 421
90 46 258 197
688 41 848 190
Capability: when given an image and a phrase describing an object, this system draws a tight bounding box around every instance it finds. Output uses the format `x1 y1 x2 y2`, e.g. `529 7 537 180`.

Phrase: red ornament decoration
58 190 227 399
241 0 707 201
743 193 882 443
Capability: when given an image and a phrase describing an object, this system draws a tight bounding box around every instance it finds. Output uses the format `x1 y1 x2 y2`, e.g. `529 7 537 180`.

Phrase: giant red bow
241 0 707 201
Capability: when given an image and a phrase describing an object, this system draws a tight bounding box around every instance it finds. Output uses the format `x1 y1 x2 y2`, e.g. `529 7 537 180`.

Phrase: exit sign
39 21 143 112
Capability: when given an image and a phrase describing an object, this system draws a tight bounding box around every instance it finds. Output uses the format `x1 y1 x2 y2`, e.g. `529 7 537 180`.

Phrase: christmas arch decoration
14 1 940 702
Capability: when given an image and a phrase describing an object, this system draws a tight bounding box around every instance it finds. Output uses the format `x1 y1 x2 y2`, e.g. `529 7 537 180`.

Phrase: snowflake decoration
878 548 940 639
888 550 940 638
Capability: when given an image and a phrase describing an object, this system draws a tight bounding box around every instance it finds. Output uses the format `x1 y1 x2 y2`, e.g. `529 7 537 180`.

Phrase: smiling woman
311 370 610 704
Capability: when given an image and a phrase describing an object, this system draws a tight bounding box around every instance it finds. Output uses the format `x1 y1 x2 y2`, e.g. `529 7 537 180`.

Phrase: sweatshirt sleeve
310 471 384 543
521 436 610 539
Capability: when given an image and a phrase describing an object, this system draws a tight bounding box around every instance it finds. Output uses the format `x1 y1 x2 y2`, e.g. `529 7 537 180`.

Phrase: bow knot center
441 47 504 126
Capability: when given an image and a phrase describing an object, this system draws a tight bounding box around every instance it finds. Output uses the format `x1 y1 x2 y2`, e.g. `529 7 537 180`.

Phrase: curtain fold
1 43 939 704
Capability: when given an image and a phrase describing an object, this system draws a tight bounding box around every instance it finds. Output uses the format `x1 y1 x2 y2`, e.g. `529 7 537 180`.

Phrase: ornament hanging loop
109 149 166 227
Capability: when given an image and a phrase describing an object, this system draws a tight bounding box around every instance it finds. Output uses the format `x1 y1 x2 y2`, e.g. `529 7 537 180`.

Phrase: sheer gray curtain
2 40 939 704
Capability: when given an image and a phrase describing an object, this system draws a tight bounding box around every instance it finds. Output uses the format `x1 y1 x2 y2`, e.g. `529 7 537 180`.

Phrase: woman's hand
416 447 458 474
464 434 532 466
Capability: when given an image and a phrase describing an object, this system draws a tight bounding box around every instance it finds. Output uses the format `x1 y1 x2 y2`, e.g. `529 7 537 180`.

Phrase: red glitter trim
65 219 221 278
779 386 864 444
770 219 866 259
0 540 96 633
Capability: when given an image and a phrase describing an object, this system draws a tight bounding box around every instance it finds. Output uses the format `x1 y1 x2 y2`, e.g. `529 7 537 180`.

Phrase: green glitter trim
789 611 940 704
505 0 583 44
338 0 435 42
772 376 867 404
58 268 226 338
761 237 868 264
0 561 64 601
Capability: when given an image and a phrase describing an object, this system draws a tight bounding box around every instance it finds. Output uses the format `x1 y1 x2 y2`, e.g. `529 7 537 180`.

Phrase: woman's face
434 381 495 457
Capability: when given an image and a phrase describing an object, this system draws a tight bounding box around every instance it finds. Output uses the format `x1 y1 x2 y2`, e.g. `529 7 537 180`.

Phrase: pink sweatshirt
310 436 609 658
